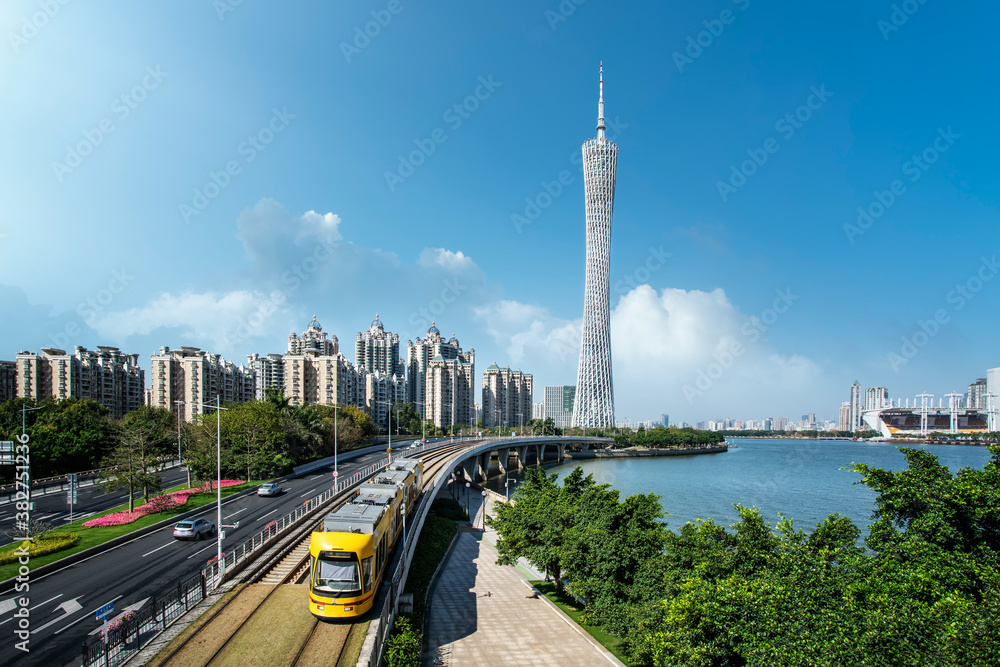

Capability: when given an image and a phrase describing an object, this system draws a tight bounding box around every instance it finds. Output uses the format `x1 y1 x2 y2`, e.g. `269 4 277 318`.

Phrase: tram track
148 442 472 667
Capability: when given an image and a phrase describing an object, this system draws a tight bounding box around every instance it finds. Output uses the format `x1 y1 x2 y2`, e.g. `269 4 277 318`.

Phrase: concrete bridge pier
497 448 510 476
515 446 528 470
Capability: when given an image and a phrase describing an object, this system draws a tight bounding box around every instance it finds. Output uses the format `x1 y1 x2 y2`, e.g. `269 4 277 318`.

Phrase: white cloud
418 248 475 272
89 290 285 355
475 284 826 422
236 198 343 270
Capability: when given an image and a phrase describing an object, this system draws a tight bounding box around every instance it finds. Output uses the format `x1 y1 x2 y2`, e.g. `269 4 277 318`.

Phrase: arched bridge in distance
438 436 614 485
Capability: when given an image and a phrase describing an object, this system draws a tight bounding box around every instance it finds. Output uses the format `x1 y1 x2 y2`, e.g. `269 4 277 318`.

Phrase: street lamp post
480 490 488 530
465 481 470 518
191 396 231 586
505 475 516 500
331 402 340 490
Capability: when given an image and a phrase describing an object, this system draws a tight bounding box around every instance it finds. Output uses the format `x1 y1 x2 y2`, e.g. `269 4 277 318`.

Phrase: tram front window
313 554 361 597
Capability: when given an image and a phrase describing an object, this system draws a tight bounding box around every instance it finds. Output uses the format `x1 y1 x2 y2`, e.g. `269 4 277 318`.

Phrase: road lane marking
141 542 174 558
259 510 277 519
187 543 215 559
226 508 248 517
0 594 64 624
299 489 315 497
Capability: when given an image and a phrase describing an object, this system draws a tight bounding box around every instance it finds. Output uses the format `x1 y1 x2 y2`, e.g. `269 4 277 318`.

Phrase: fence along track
149 444 467 667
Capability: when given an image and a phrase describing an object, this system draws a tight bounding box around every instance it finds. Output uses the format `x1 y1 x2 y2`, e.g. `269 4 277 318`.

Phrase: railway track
149 442 471 667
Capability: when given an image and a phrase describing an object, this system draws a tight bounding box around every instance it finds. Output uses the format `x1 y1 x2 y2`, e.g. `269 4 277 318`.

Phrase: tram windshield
313 554 361 597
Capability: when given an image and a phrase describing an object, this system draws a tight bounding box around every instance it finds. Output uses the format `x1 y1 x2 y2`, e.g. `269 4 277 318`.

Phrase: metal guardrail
79 456 391 667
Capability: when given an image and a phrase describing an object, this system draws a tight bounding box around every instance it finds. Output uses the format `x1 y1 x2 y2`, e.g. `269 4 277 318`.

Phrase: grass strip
144 584 245 667
0 481 260 581
529 580 636 667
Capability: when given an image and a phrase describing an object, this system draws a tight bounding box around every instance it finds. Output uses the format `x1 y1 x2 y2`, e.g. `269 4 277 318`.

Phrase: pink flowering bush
83 480 245 528
100 610 136 640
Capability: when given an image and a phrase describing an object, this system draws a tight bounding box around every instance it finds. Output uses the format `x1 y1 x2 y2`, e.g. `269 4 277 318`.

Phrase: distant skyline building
849 381 863 431
0 360 14 403
573 63 618 429
988 367 1000 431
364 370 405 430
482 364 533 428
406 323 474 421
247 352 284 401
17 346 145 419
864 387 889 411
968 377 988 409
150 346 250 422
544 385 576 429
288 315 338 356
838 401 851 431
355 314 402 379
661 413 669 428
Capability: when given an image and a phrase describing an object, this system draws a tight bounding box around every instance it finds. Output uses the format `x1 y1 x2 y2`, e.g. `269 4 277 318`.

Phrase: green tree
220 401 285 481
489 466 575 591
100 406 174 510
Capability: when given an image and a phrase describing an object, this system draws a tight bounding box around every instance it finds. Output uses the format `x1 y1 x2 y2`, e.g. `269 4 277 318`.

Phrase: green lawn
0 481 260 581
529 580 637 667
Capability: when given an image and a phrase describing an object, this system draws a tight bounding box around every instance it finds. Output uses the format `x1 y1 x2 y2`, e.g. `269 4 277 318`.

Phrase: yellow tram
308 458 422 620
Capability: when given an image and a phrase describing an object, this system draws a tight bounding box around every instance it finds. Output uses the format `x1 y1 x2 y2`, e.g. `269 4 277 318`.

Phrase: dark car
173 518 215 540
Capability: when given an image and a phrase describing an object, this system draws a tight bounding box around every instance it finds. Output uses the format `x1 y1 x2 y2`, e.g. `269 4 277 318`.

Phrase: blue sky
1 0 997 424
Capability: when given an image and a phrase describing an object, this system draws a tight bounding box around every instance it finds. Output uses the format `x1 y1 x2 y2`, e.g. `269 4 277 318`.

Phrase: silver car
173 518 215 540
257 483 282 497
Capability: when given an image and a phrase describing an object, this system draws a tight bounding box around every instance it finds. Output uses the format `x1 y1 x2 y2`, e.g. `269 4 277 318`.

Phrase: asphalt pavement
0 439 427 666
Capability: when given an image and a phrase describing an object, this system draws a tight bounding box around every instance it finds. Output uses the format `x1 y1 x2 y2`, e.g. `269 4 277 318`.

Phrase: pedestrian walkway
423 488 624 666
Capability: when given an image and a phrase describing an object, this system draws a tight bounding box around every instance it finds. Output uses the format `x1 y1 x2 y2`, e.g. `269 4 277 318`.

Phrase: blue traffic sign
95 602 114 620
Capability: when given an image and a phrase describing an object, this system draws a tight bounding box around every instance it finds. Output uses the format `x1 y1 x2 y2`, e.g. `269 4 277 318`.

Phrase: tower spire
597 61 606 139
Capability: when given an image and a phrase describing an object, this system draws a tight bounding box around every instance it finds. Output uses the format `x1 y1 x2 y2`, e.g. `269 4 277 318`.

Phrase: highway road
0 467 191 549
0 439 433 666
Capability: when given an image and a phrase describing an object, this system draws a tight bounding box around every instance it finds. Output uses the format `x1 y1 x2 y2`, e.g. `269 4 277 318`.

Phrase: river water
484 439 995 533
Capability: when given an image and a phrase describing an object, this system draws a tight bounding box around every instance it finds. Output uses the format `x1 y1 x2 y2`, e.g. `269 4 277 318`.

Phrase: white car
173 518 215 540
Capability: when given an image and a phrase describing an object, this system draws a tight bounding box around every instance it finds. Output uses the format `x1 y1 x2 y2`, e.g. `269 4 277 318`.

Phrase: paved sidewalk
423 490 624 666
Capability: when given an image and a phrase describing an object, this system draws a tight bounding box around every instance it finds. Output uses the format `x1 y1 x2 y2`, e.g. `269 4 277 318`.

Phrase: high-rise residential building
864 387 889 411
0 360 16 403
838 401 851 431
288 315 338 356
482 364 533 428
573 63 617 429
850 381 863 431
988 367 1000 431
968 377 988 409
773 416 789 431
150 346 252 422
363 370 405 431
532 400 544 419
423 335 476 431
247 353 285 400
661 413 669 428
543 385 576 429
406 323 474 419
355 315 402 379
16 346 144 419
283 348 360 409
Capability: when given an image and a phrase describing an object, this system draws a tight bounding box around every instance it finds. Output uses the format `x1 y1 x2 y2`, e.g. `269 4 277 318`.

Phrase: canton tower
572 62 617 429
